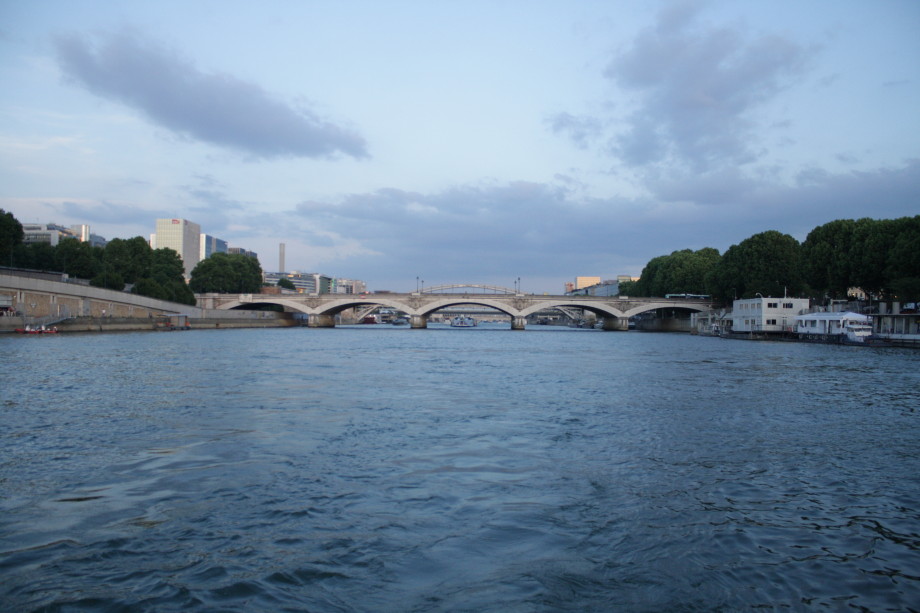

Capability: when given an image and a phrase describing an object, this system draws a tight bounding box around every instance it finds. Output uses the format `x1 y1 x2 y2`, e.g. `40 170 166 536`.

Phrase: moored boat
794 311 872 344
15 325 59 334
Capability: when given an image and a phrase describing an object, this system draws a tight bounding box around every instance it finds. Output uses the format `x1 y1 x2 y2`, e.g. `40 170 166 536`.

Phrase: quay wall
0 271 298 333
1 311 297 333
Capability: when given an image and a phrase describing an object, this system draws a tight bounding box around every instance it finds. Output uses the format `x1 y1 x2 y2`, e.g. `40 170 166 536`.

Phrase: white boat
794 311 872 344
450 315 476 328
844 321 873 344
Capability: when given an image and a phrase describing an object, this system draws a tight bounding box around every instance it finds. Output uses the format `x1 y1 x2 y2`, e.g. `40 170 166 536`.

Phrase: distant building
567 280 619 297
22 222 107 248
331 278 367 294
153 218 201 277
262 271 334 295
731 297 810 334
23 223 70 246
228 246 258 260
200 234 228 260
69 224 107 248
575 276 601 290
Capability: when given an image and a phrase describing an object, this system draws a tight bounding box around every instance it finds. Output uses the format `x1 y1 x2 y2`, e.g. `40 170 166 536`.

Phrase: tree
189 252 263 293
617 279 637 296
633 248 721 296
277 277 296 290
884 216 920 301
90 267 125 291
132 247 196 305
0 208 24 266
706 230 804 301
801 218 860 299
104 237 151 284
13 242 57 271
55 238 101 280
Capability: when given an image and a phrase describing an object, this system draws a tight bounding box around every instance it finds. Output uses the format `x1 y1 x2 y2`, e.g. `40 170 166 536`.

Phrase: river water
1 325 918 611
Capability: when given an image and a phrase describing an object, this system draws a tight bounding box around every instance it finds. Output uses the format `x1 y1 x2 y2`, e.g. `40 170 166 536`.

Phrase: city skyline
2 1 918 293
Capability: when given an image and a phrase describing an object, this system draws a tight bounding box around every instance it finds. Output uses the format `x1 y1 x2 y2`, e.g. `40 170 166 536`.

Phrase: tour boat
450 316 477 328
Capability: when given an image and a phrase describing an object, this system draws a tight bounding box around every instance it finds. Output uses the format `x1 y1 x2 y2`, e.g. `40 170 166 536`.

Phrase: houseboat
794 311 872 344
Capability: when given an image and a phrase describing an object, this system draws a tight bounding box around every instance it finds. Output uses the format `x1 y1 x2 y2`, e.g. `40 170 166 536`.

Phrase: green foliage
633 248 720 297
55 238 102 279
131 247 196 305
13 242 57 271
617 279 637 296
103 237 151 284
189 252 263 293
90 268 125 291
802 215 920 300
705 231 804 301
0 208 24 265
883 216 920 301
277 277 296 290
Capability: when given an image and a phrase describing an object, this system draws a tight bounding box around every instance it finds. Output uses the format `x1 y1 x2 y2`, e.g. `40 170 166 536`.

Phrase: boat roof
794 311 869 322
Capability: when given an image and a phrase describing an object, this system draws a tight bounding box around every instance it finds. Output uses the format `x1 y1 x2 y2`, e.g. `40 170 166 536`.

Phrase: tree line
619 216 919 304
1 209 266 305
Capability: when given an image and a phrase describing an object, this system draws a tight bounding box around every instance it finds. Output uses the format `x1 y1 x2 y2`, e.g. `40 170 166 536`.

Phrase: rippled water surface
2 326 919 611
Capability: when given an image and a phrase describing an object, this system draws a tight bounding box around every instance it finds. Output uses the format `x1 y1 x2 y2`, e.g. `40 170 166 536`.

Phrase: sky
1 0 918 293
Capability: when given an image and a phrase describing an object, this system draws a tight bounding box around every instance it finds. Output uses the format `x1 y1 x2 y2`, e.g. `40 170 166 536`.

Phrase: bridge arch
422 283 518 295
199 292 715 330
621 301 712 318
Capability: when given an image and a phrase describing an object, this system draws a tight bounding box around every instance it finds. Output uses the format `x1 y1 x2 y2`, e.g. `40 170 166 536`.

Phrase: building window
768 302 778 308
783 303 794 308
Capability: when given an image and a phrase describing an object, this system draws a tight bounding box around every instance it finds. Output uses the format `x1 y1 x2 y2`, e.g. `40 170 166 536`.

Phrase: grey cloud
58 199 157 225
53 31 368 160
290 159 920 288
606 3 810 171
546 112 603 150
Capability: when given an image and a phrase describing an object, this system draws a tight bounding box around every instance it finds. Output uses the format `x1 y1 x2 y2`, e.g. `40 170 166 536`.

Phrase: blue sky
1 0 918 293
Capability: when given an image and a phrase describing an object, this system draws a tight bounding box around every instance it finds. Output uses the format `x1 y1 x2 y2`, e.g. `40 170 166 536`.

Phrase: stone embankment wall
1 311 298 333
1 270 299 333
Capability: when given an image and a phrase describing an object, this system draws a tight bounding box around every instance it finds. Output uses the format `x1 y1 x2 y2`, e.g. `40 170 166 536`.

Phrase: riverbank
0 311 298 334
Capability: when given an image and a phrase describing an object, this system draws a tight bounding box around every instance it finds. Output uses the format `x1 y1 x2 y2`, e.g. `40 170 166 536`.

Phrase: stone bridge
196 290 716 331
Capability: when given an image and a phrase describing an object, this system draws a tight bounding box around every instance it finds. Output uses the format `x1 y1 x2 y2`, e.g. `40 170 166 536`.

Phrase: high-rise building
154 218 201 277
278 243 285 274
200 234 228 260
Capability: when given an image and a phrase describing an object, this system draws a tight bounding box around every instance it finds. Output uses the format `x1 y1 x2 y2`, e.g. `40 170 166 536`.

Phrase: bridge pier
410 314 428 329
602 317 629 331
511 316 526 331
307 313 336 328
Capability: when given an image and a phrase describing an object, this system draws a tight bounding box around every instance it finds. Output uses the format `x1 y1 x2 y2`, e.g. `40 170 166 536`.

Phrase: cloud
606 2 811 171
553 3 811 174
285 159 920 289
57 199 160 226
53 30 368 160
546 112 603 150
